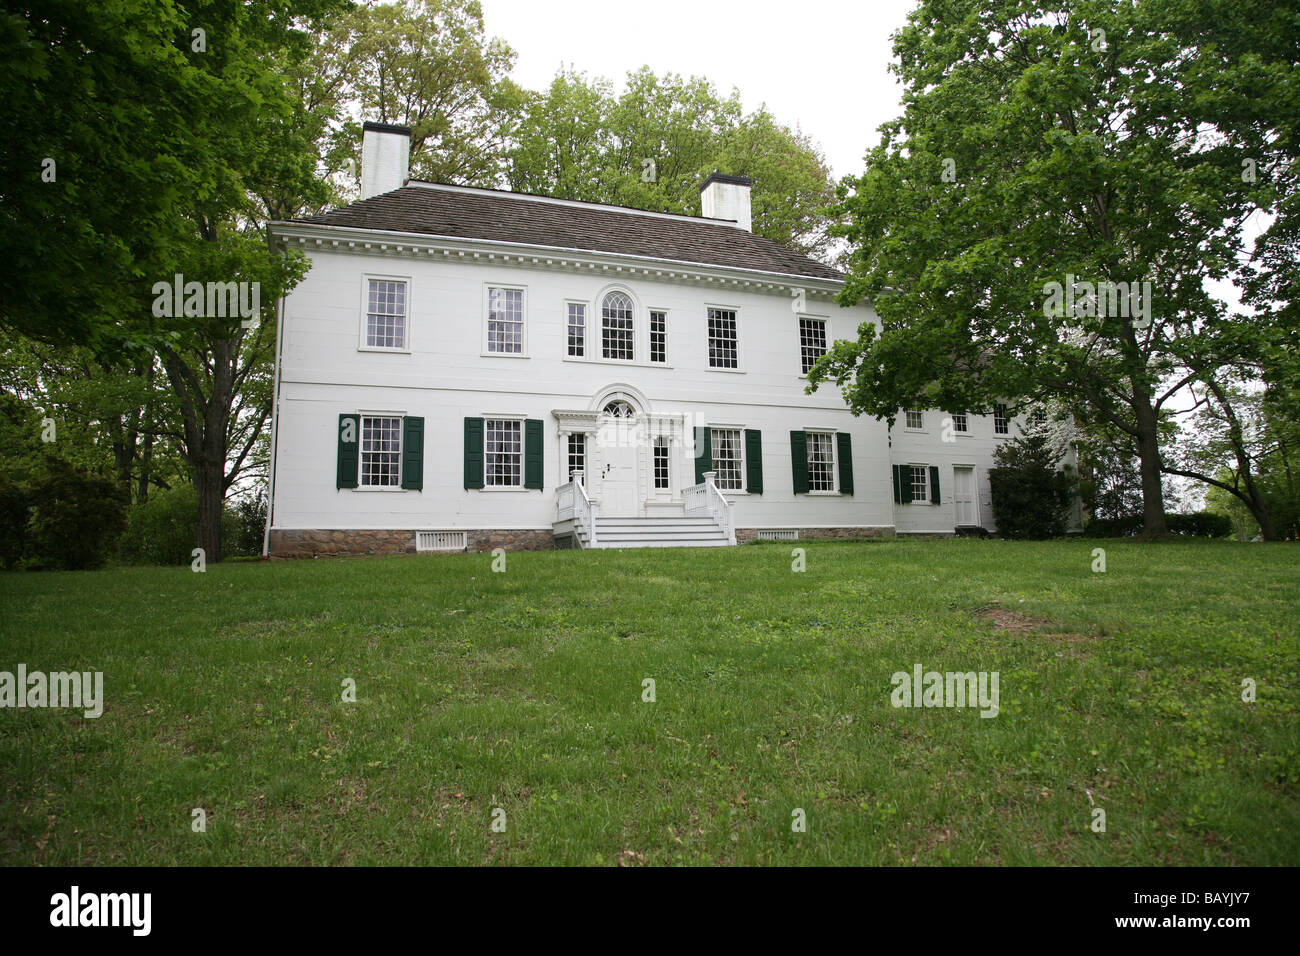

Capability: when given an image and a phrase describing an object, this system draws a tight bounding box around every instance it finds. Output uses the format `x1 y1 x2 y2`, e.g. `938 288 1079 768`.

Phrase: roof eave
267 220 846 291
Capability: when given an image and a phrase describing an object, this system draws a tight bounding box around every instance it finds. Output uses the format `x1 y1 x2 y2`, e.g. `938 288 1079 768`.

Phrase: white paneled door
953 466 978 526
595 408 640 517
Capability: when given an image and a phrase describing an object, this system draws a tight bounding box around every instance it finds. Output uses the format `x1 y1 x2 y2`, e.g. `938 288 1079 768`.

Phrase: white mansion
262 122 1022 556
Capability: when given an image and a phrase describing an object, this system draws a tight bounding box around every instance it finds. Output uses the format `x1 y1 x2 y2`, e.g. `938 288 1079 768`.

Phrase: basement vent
416 531 467 552
756 529 799 541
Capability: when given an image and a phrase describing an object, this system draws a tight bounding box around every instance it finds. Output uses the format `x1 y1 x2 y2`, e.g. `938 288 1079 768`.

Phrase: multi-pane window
361 416 401 487
487 287 524 354
649 311 666 363
994 403 1009 435
806 432 836 492
710 428 743 490
567 303 586 357
485 419 522 487
653 438 669 490
951 413 968 433
366 279 406 349
910 465 929 502
707 308 738 369
905 410 924 430
799 318 827 374
567 432 587 481
602 292 634 360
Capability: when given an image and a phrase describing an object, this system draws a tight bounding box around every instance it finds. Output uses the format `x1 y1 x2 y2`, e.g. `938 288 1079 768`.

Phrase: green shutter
929 465 941 504
892 464 901 504
694 427 710 484
401 417 424 490
337 414 359 489
790 430 808 494
901 465 914 504
744 429 763 494
463 417 484 489
524 419 544 489
836 432 853 495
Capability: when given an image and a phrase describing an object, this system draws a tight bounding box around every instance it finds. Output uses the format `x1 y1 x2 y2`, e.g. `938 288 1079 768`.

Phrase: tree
0 0 344 353
322 0 520 190
809 0 1293 536
505 67 839 260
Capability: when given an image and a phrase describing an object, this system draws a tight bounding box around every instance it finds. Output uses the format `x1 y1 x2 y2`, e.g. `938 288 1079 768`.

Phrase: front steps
580 515 733 549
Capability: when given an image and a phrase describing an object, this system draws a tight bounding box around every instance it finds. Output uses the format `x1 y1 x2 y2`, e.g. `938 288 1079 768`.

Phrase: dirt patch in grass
975 603 1094 644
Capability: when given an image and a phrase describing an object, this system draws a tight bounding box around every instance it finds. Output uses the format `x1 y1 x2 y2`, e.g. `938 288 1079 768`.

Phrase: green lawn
1 539 1296 866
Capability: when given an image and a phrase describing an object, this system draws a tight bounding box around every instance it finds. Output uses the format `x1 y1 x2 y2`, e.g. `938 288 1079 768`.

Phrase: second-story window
905 410 924 429
951 413 968 433
994 403 1009 435
602 292 635 360
567 303 586 357
707 308 738 369
487 287 524 354
799 317 826 374
366 279 407 349
649 310 666 363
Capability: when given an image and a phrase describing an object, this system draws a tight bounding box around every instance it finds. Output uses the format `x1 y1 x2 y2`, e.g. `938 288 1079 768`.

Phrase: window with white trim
806 431 836 492
707 308 738 369
905 410 924 430
711 428 743 490
653 437 669 490
365 279 407 349
799 317 827 374
567 432 587 481
567 303 586 357
952 413 968 433
487 287 524 354
602 292 634 360
649 310 666 363
485 419 522 487
994 403 1009 435
361 416 402 487
910 465 929 502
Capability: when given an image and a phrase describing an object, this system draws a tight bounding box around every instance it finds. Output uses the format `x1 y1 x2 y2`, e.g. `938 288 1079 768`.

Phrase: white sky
479 0 920 181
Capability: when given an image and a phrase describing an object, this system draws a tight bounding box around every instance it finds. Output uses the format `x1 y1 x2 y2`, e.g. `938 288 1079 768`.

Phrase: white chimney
360 121 411 199
700 172 753 232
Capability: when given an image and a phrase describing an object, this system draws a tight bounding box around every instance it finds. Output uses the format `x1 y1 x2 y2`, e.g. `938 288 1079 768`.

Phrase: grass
0 538 1296 866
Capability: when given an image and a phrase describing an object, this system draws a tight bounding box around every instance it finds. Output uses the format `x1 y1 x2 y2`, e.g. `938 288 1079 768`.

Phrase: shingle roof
291 183 842 282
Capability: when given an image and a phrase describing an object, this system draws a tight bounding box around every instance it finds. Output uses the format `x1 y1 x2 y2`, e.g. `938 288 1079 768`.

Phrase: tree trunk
1132 396 1168 536
195 451 225 563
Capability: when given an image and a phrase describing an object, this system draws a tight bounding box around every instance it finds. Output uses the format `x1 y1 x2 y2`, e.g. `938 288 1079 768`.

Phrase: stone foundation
735 526 897 543
466 529 555 553
268 528 554 559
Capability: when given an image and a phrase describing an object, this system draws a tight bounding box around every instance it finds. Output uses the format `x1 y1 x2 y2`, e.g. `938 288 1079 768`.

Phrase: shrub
1081 515 1145 538
230 491 267 558
1083 512 1234 538
0 480 29 569
25 458 126 570
988 433 1076 539
120 485 240 565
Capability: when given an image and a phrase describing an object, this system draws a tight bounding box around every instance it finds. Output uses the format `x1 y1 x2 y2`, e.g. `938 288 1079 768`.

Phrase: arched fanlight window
602 400 635 419
602 292 635 361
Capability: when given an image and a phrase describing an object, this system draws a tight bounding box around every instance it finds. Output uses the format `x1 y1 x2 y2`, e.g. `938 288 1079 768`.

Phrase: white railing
555 481 576 522
570 471 597 548
684 470 736 546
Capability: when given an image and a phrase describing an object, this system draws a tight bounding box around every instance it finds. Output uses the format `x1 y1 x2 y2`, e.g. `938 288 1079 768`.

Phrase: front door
953 466 978 525
595 401 640 517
